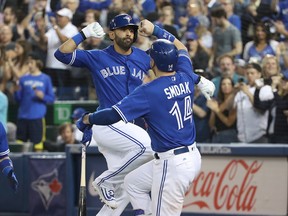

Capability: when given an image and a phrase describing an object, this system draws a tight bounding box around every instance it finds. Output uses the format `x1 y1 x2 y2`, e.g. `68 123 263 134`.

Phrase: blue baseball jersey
112 50 200 152
247 43 276 62
14 73 55 119
0 122 9 157
67 45 150 110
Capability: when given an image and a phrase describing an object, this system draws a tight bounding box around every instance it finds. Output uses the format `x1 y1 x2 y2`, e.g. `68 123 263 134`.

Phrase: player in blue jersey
76 19 215 216
0 122 18 193
54 14 154 215
14 53 55 152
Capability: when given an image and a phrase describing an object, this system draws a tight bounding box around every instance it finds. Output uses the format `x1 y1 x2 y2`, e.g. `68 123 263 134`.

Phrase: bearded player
76 19 215 216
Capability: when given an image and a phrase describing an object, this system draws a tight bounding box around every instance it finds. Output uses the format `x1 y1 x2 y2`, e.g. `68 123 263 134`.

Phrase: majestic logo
31 169 63 210
168 64 173 71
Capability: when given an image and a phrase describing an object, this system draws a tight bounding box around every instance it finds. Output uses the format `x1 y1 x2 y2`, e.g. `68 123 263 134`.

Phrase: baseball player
0 122 19 193
54 14 154 215
76 19 215 216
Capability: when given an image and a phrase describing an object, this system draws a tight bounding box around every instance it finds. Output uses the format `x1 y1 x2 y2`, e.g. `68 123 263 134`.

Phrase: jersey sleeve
176 50 200 83
112 86 149 123
54 49 100 68
0 122 9 157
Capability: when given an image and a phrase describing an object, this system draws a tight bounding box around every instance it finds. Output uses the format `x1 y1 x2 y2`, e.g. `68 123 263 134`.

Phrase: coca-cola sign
182 157 288 215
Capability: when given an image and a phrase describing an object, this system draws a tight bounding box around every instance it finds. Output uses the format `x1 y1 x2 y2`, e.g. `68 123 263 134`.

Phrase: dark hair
253 21 271 46
217 76 234 103
245 62 262 73
210 6 227 19
58 122 74 135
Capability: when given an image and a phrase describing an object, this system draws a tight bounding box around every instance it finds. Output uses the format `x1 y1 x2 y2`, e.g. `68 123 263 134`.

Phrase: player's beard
115 36 134 52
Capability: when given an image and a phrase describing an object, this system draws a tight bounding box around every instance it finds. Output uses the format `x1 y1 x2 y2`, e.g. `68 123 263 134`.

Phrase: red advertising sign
183 156 288 215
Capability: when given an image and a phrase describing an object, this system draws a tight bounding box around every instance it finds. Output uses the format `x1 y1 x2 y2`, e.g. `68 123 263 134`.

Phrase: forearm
84 108 122 125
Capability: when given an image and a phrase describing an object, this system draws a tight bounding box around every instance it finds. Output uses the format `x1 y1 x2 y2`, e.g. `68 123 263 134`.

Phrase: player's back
142 72 197 152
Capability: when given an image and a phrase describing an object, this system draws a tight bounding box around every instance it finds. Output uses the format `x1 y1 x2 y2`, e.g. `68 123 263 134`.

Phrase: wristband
152 25 175 42
72 32 86 46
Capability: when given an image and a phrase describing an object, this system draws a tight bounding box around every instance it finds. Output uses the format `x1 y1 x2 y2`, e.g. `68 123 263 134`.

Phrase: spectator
234 63 269 143
154 2 180 39
253 69 288 144
2 6 17 28
207 76 238 143
261 54 282 80
14 52 55 152
185 31 210 71
193 85 211 143
209 6 242 71
219 0 241 30
212 54 245 96
40 7 78 99
71 107 97 146
179 0 210 34
240 2 258 46
243 21 280 64
45 122 81 152
61 0 85 29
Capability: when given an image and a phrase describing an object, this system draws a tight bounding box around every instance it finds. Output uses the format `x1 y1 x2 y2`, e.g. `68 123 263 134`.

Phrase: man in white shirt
234 63 273 143
40 8 78 99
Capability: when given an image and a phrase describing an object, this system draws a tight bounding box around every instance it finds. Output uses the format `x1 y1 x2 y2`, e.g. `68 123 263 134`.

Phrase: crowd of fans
0 0 288 150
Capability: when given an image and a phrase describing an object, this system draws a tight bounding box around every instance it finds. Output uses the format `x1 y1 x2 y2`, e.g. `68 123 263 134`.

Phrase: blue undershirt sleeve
89 108 122 125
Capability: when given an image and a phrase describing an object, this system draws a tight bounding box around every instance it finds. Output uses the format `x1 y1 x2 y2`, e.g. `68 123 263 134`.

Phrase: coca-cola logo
184 160 262 212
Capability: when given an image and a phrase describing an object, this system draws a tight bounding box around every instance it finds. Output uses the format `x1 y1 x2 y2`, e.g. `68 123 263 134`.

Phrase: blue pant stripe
156 160 168 216
97 125 146 185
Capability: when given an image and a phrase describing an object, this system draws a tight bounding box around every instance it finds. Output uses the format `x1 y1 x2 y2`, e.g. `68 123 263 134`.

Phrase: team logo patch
168 64 173 71
31 169 63 210
123 15 132 23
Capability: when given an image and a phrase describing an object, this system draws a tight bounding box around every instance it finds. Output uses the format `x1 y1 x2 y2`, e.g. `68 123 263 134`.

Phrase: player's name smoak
164 82 191 99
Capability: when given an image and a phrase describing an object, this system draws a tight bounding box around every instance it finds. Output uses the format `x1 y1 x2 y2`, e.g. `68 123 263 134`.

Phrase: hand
138 19 154 37
197 76 215 100
76 112 92 132
7 170 18 193
81 22 105 38
81 128 92 146
206 99 220 113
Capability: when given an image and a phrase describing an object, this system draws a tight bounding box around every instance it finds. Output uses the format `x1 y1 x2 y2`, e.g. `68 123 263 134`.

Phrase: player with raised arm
54 14 154 215
76 19 215 216
0 122 19 193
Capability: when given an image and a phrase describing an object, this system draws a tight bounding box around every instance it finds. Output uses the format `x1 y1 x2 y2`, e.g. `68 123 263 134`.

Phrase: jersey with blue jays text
113 50 200 152
14 73 55 119
68 45 150 110
0 122 9 157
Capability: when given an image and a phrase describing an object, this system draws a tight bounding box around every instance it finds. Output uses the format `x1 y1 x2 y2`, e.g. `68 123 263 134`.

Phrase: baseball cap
57 8 73 20
185 31 198 41
71 108 86 120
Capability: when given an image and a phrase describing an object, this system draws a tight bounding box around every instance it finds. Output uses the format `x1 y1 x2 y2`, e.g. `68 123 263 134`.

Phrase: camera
238 78 244 83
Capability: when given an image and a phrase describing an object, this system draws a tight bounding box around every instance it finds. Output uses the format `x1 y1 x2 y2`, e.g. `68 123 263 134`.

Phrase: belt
154 145 195 160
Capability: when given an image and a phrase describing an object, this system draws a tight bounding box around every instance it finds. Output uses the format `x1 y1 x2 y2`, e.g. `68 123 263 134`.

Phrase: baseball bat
78 143 87 216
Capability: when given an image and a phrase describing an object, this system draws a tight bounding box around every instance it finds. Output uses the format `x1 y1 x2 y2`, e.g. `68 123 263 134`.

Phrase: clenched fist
138 19 154 37
81 22 105 39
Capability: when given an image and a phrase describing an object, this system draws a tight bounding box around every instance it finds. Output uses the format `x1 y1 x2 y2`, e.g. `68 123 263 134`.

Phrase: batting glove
76 112 92 132
197 76 215 100
7 170 19 193
81 22 105 39
81 128 92 147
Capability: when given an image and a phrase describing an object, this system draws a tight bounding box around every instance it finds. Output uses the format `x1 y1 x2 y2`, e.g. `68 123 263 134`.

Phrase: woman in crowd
243 21 280 64
207 76 238 143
